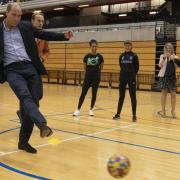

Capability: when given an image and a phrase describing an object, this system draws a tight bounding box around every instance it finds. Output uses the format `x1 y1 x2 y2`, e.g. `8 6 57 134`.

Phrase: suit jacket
0 21 68 83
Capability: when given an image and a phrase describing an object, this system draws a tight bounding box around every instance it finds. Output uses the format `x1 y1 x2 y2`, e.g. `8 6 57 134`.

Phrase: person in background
73 39 104 116
113 40 139 122
157 43 180 118
31 12 50 63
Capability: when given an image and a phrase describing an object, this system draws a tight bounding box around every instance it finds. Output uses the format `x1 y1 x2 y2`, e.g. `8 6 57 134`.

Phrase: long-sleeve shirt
3 21 31 66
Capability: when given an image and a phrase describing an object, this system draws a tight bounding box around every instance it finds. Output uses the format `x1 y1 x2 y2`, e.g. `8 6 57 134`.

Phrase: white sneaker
88 109 94 116
73 110 80 116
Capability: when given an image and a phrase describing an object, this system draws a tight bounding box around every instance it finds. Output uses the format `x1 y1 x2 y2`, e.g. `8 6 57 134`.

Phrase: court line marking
41 116 180 141
0 114 180 178
3 98 180 126
0 124 134 157
78 114 180 132
47 113 180 135
8 116 180 142
9 110 180 138
0 125 131 179
0 127 51 179
1 123 180 158
0 162 51 180
51 128 180 155
0 127 20 135
31 126 180 156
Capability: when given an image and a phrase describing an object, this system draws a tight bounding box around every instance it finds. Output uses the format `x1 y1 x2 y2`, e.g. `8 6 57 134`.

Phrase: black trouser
78 76 100 109
116 74 137 116
5 62 46 144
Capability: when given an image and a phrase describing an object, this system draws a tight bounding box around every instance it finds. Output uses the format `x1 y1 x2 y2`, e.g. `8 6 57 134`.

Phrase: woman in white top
158 43 180 118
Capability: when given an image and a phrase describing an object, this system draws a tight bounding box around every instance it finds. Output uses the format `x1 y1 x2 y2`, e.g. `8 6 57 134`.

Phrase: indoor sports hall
0 0 180 179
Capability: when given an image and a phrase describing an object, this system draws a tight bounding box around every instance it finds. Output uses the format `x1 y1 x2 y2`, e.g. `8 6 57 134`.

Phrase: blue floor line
52 128 180 156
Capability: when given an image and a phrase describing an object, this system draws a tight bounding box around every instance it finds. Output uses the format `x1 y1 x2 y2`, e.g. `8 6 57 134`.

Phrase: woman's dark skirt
158 76 176 92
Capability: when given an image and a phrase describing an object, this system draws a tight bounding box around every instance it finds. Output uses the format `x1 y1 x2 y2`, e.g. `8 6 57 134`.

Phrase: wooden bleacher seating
44 41 156 90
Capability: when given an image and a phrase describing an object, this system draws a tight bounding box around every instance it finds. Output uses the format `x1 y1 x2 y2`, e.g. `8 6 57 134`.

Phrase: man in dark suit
0 3 73 153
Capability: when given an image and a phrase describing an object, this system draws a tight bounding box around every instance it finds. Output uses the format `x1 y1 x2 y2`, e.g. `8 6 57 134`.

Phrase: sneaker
73 110 80 116
132 115 137 122
88 109 94 116
113 114 120 120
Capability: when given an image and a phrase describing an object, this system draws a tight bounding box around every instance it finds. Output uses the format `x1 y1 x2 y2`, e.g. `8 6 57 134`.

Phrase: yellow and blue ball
107 154 130 178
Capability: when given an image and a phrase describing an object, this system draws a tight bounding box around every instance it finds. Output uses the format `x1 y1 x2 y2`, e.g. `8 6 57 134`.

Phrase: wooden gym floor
0 83 180 180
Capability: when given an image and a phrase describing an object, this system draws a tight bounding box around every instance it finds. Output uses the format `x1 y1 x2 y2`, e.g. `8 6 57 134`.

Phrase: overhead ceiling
0 0 150 13
64 0 150 7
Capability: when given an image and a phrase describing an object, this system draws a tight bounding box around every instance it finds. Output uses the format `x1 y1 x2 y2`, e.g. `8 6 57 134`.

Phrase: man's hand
64 31 73 39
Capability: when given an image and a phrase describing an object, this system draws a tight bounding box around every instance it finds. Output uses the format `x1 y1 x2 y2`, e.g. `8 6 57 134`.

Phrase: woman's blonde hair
164 43 174 55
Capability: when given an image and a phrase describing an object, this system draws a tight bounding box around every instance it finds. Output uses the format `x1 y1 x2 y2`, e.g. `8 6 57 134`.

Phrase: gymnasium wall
49 22 155 42
65 27 155 43
46 41 156 73
44 23 156 89
176 27 180 40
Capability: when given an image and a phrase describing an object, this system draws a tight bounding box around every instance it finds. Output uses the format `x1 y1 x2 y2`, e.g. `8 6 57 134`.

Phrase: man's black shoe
18 143 37 154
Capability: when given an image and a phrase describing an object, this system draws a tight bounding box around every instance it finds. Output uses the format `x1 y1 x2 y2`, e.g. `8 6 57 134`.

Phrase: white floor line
48 115 180 138
0 124 135 157
9 109 180 138
4 100 180 133
50 115 130 126
49 113 180 133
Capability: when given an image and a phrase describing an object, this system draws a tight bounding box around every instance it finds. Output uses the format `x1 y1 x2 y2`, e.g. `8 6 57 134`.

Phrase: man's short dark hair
31 12 44 20
89 39 98 46
6 3 13 12
124 40 132 45
6 3 21 12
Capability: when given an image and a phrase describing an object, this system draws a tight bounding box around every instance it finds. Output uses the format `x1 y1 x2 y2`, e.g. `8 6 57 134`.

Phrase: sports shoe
88 109 94 116
113 114 120 120
73 110 80 116
132 115 137 122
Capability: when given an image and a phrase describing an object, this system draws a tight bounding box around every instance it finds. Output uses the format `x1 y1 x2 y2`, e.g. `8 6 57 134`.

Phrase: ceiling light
78 4 89 8
33 10 42 13
54 7 64 11
118 14 127 17
149 11 156 15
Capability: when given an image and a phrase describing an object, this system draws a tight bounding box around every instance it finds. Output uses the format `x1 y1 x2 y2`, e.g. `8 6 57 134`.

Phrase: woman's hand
170 54 175 61
165 53 175 61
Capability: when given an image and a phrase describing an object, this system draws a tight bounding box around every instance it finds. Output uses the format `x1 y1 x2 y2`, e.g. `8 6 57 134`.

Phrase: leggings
78 77 100 109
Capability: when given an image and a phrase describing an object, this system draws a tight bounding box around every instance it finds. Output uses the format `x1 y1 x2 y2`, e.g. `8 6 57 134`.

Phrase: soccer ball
107 154 130 178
